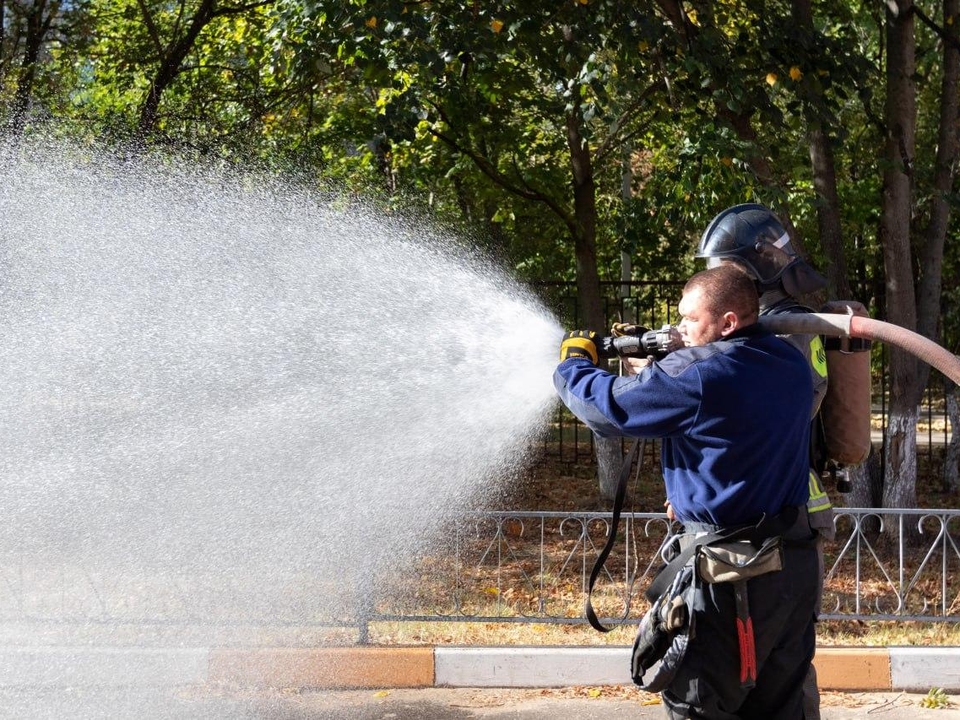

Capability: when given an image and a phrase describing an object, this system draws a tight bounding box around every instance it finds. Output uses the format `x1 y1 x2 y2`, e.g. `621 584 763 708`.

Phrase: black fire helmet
696 203 827 296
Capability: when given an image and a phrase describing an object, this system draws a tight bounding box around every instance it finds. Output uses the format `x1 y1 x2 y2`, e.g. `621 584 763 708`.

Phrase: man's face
677 287 725 347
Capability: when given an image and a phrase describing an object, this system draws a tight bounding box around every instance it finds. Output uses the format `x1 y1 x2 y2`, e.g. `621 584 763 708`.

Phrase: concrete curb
435 647 631 687
0 646 954 691
209 647 435 689
0 648 209 687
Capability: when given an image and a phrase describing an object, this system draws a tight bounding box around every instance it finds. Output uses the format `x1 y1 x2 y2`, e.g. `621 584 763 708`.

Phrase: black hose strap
585 438 643 633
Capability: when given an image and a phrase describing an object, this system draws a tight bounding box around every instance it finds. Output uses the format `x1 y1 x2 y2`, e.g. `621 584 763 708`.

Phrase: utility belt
631 505 815 692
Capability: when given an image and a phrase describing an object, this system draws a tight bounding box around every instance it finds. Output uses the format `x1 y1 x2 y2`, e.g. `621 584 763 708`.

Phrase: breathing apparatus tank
818 301 873 490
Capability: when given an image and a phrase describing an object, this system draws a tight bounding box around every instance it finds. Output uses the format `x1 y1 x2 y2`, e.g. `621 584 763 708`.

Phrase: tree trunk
593 148 636 502
9 0 53 135
620 146 633 303
915 0 960 361
944 380 960 493
879 0 921 511
848 445 884 508
808 129 851 300
565 108 604 333
566 103 620 500
793 0 851 299
137 0 217 139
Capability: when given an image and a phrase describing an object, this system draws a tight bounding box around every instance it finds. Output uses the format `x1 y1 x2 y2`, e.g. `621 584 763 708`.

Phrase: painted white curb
0 648 209 687
435 646 632 687
890 647 960 691
0 645 954 690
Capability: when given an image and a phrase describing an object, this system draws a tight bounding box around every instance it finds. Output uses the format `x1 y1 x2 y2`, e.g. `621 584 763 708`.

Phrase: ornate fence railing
0 509 957 632
364 508 960 633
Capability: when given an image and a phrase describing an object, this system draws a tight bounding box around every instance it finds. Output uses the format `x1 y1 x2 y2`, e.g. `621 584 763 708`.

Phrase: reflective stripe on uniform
807 470 832 513
810 336 828 379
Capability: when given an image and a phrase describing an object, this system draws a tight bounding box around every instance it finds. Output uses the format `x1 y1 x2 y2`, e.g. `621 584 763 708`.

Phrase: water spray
0 138 562 637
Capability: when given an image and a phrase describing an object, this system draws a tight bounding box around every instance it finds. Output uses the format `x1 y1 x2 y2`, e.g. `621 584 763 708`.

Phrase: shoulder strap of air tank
585 438 643 633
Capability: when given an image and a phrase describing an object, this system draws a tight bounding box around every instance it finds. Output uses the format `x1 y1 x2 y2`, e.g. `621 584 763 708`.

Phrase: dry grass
312 618 960 647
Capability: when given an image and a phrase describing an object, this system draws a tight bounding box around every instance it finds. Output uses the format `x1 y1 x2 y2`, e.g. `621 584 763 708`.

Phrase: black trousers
662 543 819 719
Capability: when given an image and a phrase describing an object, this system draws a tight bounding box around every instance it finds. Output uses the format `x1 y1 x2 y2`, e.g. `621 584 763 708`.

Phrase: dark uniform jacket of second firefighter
553 324 813 528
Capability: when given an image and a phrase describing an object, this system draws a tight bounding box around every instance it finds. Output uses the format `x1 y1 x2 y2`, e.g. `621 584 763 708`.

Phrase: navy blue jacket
553 325 812 527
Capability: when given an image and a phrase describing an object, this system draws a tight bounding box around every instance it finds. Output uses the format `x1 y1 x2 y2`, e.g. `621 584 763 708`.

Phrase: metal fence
1 509 956 630
534 281 955 473
362 508 960 633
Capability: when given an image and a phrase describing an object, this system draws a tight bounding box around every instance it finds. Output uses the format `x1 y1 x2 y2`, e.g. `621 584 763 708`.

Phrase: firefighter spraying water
557 204 960 720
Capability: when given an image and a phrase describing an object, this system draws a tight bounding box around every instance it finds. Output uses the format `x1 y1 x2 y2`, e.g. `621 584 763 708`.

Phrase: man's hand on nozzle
559 330 600 364
621 356 652 376
657 325 684 354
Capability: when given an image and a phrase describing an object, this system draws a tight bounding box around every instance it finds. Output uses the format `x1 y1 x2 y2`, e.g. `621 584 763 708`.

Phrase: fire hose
602 314 960 384
757 313 960 385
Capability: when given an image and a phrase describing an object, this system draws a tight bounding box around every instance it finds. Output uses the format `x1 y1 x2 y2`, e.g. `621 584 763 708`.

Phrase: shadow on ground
1 687 959 719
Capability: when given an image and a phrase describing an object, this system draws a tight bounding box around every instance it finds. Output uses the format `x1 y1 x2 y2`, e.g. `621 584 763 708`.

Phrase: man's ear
719 311 740 337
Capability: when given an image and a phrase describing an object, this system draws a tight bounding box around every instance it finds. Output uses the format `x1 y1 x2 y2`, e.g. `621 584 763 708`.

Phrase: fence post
355 574 373 645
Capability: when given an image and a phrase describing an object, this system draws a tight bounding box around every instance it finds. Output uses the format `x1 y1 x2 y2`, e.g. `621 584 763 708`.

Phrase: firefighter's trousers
661 541 819 719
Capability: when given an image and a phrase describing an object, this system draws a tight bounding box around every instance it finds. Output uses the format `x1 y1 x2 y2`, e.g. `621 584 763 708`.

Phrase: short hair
683 265 759 321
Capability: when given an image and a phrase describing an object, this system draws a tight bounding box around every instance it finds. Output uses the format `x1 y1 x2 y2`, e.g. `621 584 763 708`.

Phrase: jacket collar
723 321 767 342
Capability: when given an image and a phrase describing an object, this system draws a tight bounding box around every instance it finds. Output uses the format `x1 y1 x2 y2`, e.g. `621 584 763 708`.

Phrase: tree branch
170 0 187 47
178 62 243 73
426 101 576 232
135 0 165 59
594 79 664 163
212 0 273 17
595 117 656 172
40 0 58 37
912 4 960 53
654 0 693 49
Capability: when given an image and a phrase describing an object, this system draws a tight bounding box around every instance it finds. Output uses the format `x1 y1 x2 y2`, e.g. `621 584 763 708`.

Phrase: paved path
297 689 960 719
0 686 957 719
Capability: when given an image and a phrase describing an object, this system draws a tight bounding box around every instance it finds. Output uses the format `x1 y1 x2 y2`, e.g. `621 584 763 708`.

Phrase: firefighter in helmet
697 203 833 720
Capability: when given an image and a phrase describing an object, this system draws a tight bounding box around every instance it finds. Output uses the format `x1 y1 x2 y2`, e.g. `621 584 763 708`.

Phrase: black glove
559 330 599 364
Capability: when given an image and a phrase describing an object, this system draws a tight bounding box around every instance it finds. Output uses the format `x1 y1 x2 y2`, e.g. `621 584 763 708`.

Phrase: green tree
283 0 680 498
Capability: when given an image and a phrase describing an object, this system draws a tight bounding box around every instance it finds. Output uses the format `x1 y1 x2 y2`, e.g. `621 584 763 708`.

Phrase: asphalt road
0 687 957 719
